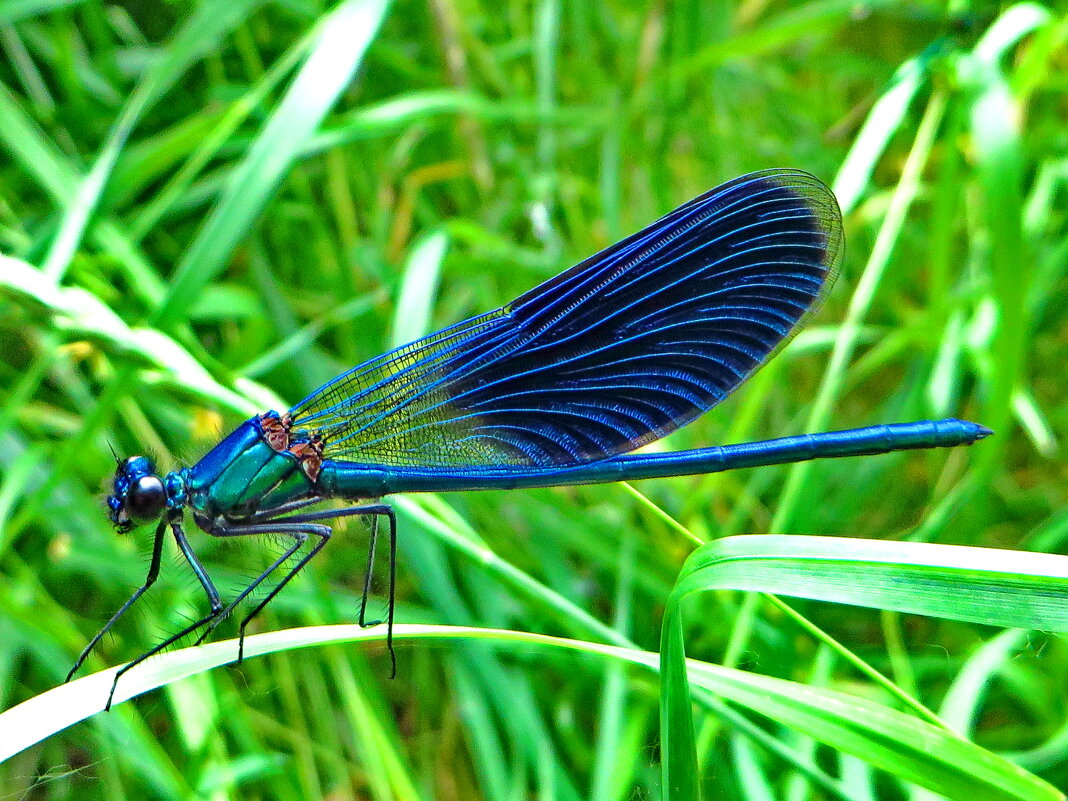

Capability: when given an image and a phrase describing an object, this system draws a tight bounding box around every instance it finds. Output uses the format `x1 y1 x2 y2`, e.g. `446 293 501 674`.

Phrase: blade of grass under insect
2 623 1060 801
675 535 1068 630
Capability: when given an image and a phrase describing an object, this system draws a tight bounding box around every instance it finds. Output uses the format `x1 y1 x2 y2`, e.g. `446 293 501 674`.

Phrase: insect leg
191 520 313 648
105 517 223 710
172 516 222 615
359 514 379 627
193 503 393 656
264 503 397 676
247 496 322 523
66 516 167 682
216 521 330 663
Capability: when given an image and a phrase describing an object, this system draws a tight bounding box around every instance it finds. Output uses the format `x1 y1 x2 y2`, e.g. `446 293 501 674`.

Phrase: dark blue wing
289 169 843 469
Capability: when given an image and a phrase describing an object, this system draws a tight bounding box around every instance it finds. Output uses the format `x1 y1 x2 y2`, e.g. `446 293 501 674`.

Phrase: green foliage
1 1 1067 799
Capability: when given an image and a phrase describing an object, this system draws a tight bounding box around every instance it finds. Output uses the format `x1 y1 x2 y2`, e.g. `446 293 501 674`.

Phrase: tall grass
1 1 1066 799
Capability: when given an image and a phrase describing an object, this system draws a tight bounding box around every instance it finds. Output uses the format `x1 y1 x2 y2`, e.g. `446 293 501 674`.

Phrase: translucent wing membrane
289 169 843 470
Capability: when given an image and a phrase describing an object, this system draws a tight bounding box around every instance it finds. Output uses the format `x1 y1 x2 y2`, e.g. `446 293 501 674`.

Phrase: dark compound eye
126 475 166 520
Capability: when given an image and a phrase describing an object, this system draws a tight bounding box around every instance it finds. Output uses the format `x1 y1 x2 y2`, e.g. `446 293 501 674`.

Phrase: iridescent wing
288 169 843 470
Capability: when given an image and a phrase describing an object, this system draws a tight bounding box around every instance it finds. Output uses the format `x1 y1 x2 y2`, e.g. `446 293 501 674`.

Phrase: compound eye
126 475 166 520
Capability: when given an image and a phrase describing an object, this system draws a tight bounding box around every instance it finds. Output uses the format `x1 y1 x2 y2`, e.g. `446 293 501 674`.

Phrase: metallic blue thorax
178 417 317 520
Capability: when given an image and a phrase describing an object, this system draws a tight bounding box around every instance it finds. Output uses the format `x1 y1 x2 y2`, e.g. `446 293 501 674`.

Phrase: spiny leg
172 517 223 616
358 514 380 627
67 516 167 682
192 521 313 647
106 518 222 710
232 523 330 662
261 503 398 675
194 504 395 659
384 506 397 678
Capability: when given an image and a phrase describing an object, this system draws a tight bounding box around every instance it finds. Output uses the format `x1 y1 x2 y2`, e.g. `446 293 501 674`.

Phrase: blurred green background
1 0 1066 798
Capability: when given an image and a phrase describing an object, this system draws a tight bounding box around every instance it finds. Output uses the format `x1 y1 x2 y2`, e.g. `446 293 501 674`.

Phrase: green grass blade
3 624 1060 801
41 0 260 279
3 3 1064 797
0 79 75 199
0 254 279 414
0 0 85 24
660 535 1068 801
390 230 448 348
0 82 170 304
774 89 947 532
832 57 924 215
152 0 390 330
966 5 1047 459
673 535 1068 629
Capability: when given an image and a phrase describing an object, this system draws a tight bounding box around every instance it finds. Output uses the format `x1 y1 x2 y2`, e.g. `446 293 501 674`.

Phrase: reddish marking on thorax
258 412 324 482
290 438 324 481
260 412 292 451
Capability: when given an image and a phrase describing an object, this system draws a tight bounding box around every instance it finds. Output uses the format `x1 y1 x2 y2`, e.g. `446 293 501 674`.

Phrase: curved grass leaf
0 255 280 414
660 535 1068 801
832 56 924 215
1 622 1061 801
390 230 448 348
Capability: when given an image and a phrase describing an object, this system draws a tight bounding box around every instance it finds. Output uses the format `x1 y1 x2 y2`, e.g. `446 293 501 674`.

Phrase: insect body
71 170 990 708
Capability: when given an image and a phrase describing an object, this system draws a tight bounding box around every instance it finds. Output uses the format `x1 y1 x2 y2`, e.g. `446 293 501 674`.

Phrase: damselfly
70 169 990 708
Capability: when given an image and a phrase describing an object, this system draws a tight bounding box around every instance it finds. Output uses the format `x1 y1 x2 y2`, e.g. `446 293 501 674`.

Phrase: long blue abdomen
317 420 990 497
